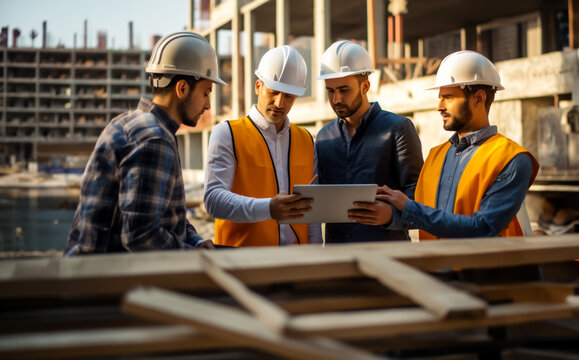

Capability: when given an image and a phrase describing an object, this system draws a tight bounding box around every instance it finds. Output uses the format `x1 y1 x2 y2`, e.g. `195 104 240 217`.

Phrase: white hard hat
146 31 226 88
428 50 504 90
255 45 307 96
316 40 374 80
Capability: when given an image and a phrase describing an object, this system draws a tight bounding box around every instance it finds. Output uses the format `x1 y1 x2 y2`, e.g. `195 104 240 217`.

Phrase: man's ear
175 79 189 99
255 79 262 96
361 79 370 94
474 89 486 106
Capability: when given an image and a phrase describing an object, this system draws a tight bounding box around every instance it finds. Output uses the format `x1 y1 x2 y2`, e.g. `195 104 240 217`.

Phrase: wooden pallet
1 235 578 359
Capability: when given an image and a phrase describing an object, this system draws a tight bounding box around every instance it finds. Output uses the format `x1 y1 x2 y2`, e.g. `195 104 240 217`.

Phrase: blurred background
1 0 578 254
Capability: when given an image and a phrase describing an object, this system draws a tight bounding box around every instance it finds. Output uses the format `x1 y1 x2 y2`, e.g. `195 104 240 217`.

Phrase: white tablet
279 184 378 224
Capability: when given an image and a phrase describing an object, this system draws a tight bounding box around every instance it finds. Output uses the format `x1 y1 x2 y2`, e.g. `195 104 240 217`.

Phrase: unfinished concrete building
0 48 152 171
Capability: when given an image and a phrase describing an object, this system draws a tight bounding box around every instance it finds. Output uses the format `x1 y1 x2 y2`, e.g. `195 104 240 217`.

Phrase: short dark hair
461 85 496 112
151 75 201 96
354 74 369 84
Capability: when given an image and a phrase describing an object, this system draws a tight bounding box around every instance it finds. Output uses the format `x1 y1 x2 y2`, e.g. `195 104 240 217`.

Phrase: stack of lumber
1 235 579 359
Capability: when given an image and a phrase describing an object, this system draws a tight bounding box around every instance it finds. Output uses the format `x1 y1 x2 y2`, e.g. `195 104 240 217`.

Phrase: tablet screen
279 184 378 224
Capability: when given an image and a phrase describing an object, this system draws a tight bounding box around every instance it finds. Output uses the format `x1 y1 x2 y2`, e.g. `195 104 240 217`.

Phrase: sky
0 0 190 50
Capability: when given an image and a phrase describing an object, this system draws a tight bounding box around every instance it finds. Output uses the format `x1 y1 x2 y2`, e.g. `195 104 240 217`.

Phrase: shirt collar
338 101 378 128
449 125 498 148
249 104 290 135
138 97 180 135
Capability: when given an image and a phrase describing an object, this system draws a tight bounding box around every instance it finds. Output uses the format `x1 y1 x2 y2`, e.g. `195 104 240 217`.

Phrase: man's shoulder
316 119 339 136
373 107 410 124
487 133 529 153
116 110 168 142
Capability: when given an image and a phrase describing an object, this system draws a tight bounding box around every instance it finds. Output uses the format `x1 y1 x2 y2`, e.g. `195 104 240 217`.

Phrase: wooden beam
288 296 579 340
356 254 487 319
122 287 386 360
2 236 579 299
277 294 414 314
200 252 289 331
461 283 575 304
0 325 227 359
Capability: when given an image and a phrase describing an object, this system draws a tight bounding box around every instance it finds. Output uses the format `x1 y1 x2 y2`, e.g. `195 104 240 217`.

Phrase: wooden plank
2 236 579 299
0 325 228 359
200 252 289 331
356 254 487 319
287 296 579 340
461 283 575 303
122 287 387 360
277 294 414 314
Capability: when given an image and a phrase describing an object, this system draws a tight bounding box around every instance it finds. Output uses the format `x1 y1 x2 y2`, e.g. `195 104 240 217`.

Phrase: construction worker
316 40 423 243
204 45 321 247
65 32 225 255
379 50 540 240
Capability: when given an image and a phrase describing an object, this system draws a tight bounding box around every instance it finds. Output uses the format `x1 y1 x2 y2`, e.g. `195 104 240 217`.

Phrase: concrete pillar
202 129 209 173
184 133 191 169
231 0 242 118
276 0 289 46
367 0 385 63
244 8 256 114
208 29 220 121
571 0 579 49
314 0 330 102
188 0 195 29
394 14 403 59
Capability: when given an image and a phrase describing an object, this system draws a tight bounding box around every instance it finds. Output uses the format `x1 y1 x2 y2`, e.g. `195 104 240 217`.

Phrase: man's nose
274 93 285 108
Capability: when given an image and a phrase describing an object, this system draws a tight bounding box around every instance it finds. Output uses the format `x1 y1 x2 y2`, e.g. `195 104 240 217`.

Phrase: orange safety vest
214 117 314 247
415 133 539 240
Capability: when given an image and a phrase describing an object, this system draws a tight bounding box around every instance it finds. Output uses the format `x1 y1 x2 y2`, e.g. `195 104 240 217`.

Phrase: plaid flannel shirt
65 98 204 255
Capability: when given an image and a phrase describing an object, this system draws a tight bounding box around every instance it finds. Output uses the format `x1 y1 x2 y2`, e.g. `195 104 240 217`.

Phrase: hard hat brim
426 82 505 91
260 77 306 97
316 70 374 81
146 68 228 87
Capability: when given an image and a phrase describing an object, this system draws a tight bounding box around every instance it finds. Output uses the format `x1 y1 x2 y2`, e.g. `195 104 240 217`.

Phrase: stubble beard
443 99 472 132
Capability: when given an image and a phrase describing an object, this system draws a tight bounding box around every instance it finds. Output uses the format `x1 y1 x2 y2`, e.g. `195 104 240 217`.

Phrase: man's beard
178 93 202 127
443 99 472 132
332 91 363 119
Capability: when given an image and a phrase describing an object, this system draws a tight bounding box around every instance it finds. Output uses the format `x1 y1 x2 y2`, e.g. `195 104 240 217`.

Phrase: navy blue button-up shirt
316 102 423 242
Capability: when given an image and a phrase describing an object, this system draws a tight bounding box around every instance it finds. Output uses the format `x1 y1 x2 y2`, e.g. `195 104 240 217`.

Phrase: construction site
1 0 579 358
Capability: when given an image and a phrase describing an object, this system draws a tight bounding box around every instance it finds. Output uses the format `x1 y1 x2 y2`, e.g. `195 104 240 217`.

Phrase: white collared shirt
204 105 322 245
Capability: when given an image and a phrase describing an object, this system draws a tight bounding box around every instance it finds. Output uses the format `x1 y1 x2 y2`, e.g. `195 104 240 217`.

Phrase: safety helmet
427 50 504 90
316 40 374 80
255 45 307 96
146 31 226 88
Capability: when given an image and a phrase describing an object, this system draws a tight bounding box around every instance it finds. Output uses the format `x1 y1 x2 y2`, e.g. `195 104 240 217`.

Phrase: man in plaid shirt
65 32 226 255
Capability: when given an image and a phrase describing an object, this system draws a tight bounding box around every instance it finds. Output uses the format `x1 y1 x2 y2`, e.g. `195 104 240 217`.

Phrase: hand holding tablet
279 184 378 224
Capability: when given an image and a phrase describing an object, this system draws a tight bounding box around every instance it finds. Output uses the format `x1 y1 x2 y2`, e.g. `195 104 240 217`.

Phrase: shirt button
346 234 351 239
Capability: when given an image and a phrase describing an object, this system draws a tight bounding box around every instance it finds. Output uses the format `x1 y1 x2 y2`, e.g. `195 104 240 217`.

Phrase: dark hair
151 75 201 96
461 85 496 112
354 74 369 84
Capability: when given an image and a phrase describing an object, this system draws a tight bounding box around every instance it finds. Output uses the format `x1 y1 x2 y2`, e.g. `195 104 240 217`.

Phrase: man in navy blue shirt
315 40 423 243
